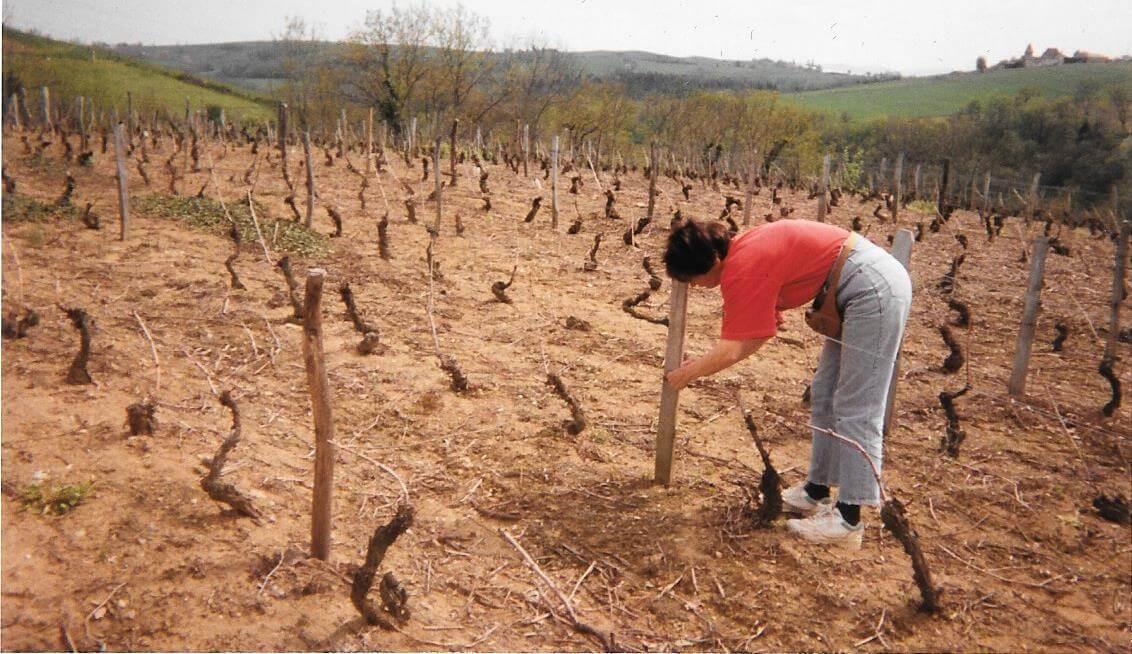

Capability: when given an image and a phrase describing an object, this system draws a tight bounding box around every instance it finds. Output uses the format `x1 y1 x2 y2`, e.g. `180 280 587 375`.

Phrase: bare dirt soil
2 129 1129 652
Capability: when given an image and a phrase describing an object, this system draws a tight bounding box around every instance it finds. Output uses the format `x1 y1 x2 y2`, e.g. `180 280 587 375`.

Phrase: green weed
20 481 94 515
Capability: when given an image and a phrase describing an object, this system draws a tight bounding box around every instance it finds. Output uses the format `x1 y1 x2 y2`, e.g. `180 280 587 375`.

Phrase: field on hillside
1 122 1130 652
2 29 273 124
786 61 1132 119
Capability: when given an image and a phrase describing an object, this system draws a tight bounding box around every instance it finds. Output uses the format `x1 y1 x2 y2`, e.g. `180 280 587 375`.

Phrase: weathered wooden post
883 229 914 436
646 141 659 222
742 150 758 226
551 135 559 229
409 116 418 159
655 281 690 485
1008 237 1050 397
1027 173 1041 219
302 268 335 561
40 86 51 131
449 118 459 187
1106 204 1128 362
126 91 134 148
112 122 130 240
365 108 374 176
913 163 922 202
982 171 992 214
522 123 529 177
77 97 86 150
434 136 443 233
892 152 904 223
937 159 951 216
278 102 288 171
816 153 831 222
302 130 315 228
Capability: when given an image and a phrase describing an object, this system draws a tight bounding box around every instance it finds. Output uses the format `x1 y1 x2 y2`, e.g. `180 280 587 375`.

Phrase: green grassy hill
784 61 1132 120
2 28 274 124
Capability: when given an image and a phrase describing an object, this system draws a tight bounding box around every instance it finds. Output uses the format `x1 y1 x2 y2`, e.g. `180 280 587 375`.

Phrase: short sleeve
720 274 780 340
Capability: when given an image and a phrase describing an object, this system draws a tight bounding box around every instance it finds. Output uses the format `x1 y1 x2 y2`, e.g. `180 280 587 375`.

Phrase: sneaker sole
786 523 864 550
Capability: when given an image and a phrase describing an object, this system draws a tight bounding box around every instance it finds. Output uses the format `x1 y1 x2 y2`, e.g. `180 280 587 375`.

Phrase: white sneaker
782 483 834 516
786 506 864 550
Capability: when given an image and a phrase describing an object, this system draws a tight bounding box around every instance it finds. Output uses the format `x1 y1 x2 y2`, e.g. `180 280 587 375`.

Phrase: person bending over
663 218 911 548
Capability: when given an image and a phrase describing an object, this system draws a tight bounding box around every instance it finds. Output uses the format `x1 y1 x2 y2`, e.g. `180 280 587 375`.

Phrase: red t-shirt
720 220 850 340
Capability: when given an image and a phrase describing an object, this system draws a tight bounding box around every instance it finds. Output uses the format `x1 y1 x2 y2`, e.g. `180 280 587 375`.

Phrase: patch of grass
20 481 93 515
1 192 82 223
134 193 330 257
907 200 937 214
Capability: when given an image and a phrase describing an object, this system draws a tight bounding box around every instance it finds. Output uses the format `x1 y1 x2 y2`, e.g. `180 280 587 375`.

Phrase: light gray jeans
807 238 912 506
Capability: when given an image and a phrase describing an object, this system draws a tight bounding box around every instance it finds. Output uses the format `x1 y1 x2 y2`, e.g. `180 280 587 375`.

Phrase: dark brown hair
663 218 732 281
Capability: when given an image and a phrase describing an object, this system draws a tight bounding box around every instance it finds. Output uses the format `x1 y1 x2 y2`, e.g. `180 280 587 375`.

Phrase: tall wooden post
892 153 904 223
982 171 992 214
551 135 559 229
434 136 443 233
913 163 922 201
1105 212 1129 361
126 91 134 148
303 269 335 561
365 107 374 175
646 142 659 221
816 153 831 222
883 229 914 436
878 157 888 194
742 150 758 226
278 102 288 173
522 123 529 177
40 86 51 131
112 122 130 240
302 130 314 228
77 97 86 150
449 119 459 187
937 159 951 216
1008 237 1050 397
409 116 418 159
1027 172 1041 219
655 281 690 485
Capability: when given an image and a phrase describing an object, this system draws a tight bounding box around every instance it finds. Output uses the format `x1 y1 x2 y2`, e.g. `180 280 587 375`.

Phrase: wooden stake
816 153 831 222
1009 237 1050 397
302 130 314 228
278 102 288 172
551 135 559 229
112 122 130 240
883 229 914 436
892 152 904 223
742 150 758 226
937 159 950 216
434 136 442 232
1105 215 1129 361
655 281 689 485
982 171 992 214
40 86 51 131
646 142 658 225
365 107 373 176
303 269 335 561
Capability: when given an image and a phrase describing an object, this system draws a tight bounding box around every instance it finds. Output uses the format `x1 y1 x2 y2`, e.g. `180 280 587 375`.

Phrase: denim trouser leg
807 240 912 506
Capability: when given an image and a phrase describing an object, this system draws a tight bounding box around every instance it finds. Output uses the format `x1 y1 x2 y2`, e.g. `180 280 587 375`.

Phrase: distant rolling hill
2 28 274 122
783 61 1132 120
110 41 889 97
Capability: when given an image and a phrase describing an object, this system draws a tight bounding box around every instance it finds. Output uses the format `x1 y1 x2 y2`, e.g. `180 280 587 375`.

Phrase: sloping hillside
2 29 274 122
784 61 1132 120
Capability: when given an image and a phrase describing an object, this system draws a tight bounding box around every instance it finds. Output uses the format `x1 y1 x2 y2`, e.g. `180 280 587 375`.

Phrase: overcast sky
4 0 1130 76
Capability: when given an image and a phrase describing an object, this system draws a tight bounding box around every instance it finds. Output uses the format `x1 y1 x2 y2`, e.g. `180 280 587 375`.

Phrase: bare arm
665 337 767 390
